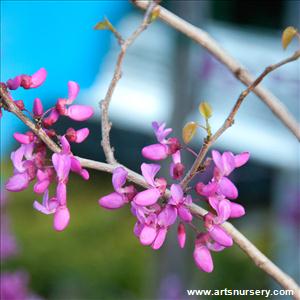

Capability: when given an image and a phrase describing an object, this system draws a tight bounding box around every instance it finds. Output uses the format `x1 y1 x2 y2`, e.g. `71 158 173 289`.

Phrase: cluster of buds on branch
1 68 94 231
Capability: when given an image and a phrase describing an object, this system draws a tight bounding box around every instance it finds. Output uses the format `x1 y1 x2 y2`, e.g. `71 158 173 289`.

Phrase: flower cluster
99 121 249 272
2 68 94 231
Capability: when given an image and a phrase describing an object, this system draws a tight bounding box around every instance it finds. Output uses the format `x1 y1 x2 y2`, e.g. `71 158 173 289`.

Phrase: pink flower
5 143 36 192
33 190 59 215
203 212 233 247
168 184 193 222
152 121 172 143
33 189 70 231
54 81 94 121
132 203 176 250
65 127 90 143
6 68 47 90
99 167 136 209
133 163 166 206
33 168 53 194
193 232 225 273
169 150 185 180
142 121 181 161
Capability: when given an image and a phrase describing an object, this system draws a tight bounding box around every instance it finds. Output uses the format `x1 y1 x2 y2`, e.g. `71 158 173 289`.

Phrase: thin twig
100 1 157 164
180 50 300 189
133 0 300 141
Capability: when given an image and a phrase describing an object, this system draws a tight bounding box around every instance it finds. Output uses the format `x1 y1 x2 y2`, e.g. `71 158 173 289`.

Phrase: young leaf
150 7 160 23
182 122 197 144
94 19 109 30
199 102 212 119
282 26 298 49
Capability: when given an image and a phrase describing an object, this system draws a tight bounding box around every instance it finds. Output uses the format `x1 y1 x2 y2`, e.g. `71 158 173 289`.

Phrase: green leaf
282 26 298 49
182 122 197 144
199 102 212 119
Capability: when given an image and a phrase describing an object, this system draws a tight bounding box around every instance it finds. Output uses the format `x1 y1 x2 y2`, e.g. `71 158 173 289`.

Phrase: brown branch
180 50 300 189
100 1 158 164
2 89 300 298
133 0 300 141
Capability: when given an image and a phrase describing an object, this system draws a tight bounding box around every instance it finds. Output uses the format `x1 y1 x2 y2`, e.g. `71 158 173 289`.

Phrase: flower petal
13 133 31 144
229 202 245 218
212 150 223 173
33 200 53 215
5 173 29 192
141 144 168 160
112 167 128 191
158 205 177 227
193 245 213 273
222 152 236 176
141 163 160 187
53 206 70 231
216 199 231 223
152 228 167 250
75 128 89 143
139 225 157 245
98 192 126 209
133 188 160 206
178 205 193 222
235 152 250 167
67 81 80 104
170 184 183 205
207 241 225 252
219 177 238 199
67 105 94 121
30 68 47 88
52 153 71 181
33 179 50 194
7 75 21 90
10 145 26 172
209 225 233 247
56 182 67 206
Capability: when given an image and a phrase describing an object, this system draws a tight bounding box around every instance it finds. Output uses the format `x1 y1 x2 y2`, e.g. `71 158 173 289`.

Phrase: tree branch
180 50 300 189
133 0 300 141
100 1 158 164
1 89 299 298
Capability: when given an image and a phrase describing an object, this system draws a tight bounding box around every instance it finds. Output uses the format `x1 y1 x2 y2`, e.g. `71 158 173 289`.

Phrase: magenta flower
168 184 193 222
33 169 53 194
212 150 249 199
133 163 166 206
6 68 47 90
99 167 136 209
142 121 181 160
203 212 233 247
33 190 59 215
169 150 185 180
65 127 90 143
55 81 94 121
5 143 36 192
132 203 176 250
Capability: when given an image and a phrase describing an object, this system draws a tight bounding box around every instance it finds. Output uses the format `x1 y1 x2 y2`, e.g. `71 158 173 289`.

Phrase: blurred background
1 0 299 299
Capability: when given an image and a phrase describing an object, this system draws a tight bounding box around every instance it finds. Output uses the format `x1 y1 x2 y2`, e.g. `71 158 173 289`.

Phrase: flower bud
14 100 25 110
53 206 70 231
33 98 43 117
177 222 186 249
